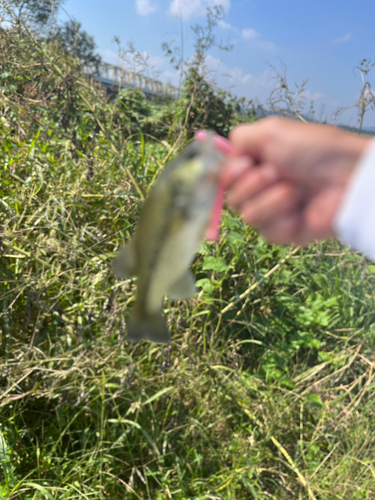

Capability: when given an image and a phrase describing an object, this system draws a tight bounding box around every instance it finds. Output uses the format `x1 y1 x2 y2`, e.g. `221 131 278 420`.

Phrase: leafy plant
0 4 375 500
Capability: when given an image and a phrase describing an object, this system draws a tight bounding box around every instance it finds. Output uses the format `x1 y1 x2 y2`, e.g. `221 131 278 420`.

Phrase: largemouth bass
113 133 225 343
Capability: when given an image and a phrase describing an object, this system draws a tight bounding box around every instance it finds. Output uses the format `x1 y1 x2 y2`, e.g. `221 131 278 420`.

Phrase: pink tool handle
206 183 225 241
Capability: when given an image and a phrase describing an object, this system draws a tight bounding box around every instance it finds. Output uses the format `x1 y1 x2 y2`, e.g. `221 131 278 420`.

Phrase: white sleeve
334 138 375 261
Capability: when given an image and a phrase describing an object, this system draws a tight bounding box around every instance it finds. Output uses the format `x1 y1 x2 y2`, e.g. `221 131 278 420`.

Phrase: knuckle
278 184 298 204
229 123 250 141
262 116 284 131
276 183 292 199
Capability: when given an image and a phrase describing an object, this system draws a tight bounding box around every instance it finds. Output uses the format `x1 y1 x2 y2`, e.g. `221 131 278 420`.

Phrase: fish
113 133 225 343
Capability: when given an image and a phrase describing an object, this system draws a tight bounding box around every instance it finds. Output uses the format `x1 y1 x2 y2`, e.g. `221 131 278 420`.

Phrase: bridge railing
86 62 180 100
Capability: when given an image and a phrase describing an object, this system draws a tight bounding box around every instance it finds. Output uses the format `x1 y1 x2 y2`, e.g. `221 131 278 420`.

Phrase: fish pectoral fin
127 311 170 344
112 239 137 279
167 271 197 300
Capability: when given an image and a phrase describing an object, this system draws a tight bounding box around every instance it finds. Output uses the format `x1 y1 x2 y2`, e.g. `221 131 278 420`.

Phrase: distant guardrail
89 62 180 100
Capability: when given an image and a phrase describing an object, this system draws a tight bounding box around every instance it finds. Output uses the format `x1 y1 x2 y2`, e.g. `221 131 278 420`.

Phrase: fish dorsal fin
167 271 197 300
112 238 138 279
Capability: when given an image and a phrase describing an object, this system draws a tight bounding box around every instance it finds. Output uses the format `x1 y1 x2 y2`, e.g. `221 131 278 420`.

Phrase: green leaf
227 231 245 245
29 127 41 158
199 240 213 255
196 278 214 293
107 419 141 429
202 256 227 273
140 132 145 162
318 351 333 362
22 483 55 500
307 393 324 408
0 431 9 464
143 386 174 405
222 214 242 229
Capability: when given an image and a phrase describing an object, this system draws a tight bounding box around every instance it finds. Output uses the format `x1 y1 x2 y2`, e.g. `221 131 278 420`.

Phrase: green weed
0 14 375 500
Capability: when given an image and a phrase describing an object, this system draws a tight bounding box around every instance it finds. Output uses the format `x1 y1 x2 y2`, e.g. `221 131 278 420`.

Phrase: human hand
221 117 371 246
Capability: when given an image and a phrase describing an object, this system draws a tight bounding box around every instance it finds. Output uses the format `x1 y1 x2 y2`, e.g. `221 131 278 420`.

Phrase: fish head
165 132 225 209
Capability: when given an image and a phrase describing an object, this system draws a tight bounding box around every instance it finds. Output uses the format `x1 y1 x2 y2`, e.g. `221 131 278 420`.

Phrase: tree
161 6 254 138
4 0 65 28
4 0 101 70
49 19 101 71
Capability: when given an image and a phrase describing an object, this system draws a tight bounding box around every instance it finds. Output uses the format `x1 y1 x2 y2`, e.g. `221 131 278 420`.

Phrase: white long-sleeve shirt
334 139 375 261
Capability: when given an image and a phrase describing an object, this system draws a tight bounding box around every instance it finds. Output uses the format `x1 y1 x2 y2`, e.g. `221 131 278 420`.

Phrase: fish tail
127 310 170 344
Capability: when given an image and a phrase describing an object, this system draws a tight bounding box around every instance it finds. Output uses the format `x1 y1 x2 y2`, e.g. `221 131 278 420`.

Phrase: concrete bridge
92 62 179 100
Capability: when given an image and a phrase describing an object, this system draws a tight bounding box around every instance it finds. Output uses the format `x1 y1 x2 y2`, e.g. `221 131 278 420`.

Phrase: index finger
195 130 233 155
229 122 271 162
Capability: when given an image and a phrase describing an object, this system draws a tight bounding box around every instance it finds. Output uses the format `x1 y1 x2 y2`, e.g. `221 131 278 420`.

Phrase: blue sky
62 0 375 127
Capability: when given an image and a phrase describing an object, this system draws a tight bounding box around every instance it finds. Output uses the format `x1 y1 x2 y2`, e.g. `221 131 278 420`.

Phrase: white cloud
199 54 277 102
218 19 232 30
241 27 276 51
169 0 231 21
136 0 156 16
98 49 121 66
147 55 165 71
226 66 253 84
301 90 325 101
159 69 181 87
242 28 258 40
334 32 352 44
257 39 276 51
226 66 275 90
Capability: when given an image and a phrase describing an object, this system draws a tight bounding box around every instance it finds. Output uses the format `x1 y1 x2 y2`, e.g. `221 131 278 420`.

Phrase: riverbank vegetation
1 3 375 499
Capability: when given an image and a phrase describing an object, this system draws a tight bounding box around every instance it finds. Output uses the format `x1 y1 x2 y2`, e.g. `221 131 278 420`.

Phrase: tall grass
0 16 375 500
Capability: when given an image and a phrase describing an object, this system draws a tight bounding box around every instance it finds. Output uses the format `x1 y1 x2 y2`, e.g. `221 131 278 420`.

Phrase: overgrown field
1 22 375 500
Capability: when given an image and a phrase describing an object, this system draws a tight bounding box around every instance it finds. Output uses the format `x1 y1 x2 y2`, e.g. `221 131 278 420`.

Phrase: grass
1 19 375 500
